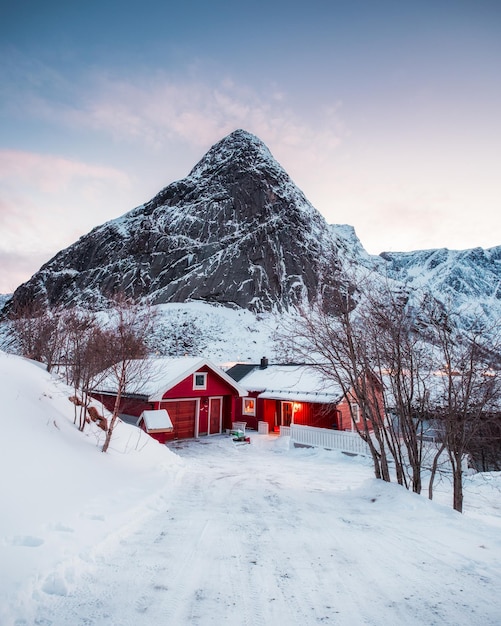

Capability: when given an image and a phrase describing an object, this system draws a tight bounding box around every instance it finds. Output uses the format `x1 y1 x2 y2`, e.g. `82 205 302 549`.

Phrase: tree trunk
428 443 446 501
102 381 123 453
452 453 464 513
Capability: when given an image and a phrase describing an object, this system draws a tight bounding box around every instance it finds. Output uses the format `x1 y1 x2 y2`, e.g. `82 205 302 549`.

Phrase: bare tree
99 296 156 453
278 277 394 483
428 312 500 512
10 301 65 371
279 261 501 511
63 309 114 431
363 284 439 494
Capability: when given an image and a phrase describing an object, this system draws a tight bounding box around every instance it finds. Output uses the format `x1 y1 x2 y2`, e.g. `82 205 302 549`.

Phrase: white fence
284 426 469 470
286 424 372 456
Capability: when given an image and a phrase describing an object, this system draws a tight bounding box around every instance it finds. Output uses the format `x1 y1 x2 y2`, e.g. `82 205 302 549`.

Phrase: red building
227 360 377 434
92 357 246 442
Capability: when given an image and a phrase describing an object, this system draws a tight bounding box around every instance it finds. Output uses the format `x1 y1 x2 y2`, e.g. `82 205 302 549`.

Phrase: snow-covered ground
148 301 280 364
1 351 501 625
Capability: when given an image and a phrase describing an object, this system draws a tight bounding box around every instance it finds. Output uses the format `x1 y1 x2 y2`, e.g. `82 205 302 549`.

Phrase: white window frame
350 402 360 423
242 397 256 417
193 372 207 390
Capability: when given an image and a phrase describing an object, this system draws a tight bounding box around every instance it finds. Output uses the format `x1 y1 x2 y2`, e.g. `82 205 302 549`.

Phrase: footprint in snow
42 573 69 596
135 595 151 613
11 535 44 547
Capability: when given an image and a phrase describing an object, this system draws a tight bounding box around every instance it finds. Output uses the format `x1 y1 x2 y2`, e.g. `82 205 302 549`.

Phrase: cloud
8 64 346 174
0 150 130 194
0 250 50 294
75 74 345 151
0 151 133 279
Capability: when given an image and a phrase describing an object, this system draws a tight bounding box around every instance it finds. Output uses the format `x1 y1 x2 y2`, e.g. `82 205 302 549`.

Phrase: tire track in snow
29 436 501 625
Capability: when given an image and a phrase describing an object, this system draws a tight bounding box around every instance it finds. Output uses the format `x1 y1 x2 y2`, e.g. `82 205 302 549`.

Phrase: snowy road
32 435 501 626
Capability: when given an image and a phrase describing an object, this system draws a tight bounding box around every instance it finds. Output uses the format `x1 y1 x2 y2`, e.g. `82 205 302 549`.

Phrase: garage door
162 400 197 439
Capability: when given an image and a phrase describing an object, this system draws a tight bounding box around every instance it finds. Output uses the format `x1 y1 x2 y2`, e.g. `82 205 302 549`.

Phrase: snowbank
0 351 182 623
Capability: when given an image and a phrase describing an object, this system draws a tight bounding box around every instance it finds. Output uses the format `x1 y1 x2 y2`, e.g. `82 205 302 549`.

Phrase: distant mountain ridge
3 129 500 333
381 246 501 330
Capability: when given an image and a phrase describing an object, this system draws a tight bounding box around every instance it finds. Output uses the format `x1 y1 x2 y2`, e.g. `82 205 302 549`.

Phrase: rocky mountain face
7 130 345 313
3 129 500 333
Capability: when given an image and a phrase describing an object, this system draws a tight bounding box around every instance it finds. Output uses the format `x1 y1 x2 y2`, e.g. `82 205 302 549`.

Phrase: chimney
260 357 268 369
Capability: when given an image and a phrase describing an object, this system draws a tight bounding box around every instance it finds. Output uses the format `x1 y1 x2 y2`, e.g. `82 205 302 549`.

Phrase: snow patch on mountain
147 301 279 363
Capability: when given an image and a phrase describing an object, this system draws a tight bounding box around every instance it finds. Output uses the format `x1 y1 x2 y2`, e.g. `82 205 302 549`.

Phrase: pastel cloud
0 150 129 195
12 66 346 178
0 250 50 295
0 150 133 292
78 75 344 149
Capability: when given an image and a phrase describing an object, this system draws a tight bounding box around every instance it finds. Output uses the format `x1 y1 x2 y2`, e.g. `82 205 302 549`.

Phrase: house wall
231 391 261 430
336 381 384 432
292 403 339 429
94 366 242 441
233 394 341 432
93 393 115 414
336 397 358 431
162 367 236 400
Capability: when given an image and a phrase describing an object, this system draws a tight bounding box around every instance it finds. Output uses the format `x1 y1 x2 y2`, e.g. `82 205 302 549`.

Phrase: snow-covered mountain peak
187 129 275 180
4 131 337 312
144 127 321 229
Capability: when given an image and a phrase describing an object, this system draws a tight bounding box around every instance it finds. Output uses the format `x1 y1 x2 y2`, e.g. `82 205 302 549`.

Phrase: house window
351 402 360 423
242 397 256 416
193 372 207 390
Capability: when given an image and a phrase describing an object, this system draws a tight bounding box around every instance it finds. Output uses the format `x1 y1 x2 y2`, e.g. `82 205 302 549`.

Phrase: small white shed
137 409 174 442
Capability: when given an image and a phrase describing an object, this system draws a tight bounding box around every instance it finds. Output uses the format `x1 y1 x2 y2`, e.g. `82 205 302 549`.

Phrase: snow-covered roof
237 364 344 404
94 357 247 401
138 409 173 432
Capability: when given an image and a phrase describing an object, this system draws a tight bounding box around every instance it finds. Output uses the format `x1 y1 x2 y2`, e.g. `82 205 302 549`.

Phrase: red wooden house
92 357 247 442
227 360 378 433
